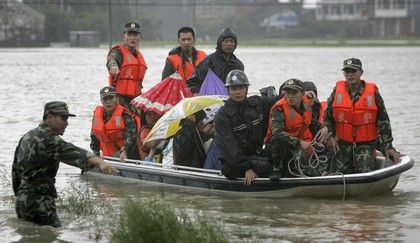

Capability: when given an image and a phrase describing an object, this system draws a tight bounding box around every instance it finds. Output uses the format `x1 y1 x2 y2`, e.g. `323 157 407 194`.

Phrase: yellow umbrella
145 95 226 142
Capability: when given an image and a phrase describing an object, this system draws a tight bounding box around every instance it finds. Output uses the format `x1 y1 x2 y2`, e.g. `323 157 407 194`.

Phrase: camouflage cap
124 22 141 33
342 58 362 70
44 101 76 117
100 86 117 99
281 78 304 92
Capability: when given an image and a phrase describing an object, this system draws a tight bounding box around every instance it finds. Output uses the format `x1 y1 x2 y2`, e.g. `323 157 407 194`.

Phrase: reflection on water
0 47 419 242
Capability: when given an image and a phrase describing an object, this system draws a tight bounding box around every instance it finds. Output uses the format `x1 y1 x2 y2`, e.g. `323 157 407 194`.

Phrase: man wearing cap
266 79 323 180
12 101 117 227
106 21 148 111
90 86 141 160
187 27 244 95
214 70 276 185
161 26 207 81
320 57 401 174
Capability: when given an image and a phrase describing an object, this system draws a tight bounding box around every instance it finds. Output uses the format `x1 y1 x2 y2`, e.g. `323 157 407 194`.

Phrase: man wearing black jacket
214 70 275 185
187 27 244 94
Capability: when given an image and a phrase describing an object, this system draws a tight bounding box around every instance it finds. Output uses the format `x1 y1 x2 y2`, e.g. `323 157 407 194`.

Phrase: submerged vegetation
0 168 229 242
111 199 228 243
55 179 228 242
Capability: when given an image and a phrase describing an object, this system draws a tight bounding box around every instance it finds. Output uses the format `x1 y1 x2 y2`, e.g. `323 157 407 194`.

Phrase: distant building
371 0 415 37
316 0 370 21
0 0 46 46
315 0 417 37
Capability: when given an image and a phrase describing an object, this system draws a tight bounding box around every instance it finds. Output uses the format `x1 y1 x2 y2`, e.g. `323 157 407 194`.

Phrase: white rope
287 137 329 178
285 130 348 200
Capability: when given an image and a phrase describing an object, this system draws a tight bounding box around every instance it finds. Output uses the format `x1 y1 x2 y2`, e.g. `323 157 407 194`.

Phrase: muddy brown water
1 47 419 242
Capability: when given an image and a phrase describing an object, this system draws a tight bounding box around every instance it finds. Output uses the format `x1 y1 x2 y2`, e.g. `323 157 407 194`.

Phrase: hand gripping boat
97 155 414 199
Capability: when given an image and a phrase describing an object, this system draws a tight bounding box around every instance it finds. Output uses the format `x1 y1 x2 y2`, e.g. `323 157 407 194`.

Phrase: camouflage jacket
323 80 395 150
270 102 321 148
106 45 138 70
90 111 138 156
12 122 94 198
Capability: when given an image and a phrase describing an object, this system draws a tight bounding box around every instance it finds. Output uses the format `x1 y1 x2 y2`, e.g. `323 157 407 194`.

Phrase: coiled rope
286 131 347 200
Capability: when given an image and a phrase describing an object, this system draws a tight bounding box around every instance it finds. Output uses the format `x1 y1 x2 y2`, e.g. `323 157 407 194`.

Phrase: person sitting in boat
214 70 277 185
106 22 148 112
187 27 244 95
318 58 401 174
266 79 324 180
161 26 207 82
173 110 215 168
139 109 164 162
90 86 141 160
302 81 326 123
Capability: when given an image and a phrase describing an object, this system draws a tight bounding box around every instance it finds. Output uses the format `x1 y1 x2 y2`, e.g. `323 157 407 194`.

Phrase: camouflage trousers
330 141 376 174
15 192 61 227
267 140 328 177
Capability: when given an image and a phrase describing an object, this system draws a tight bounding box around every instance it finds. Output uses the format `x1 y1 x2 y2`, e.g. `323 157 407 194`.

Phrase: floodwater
0 46 419 242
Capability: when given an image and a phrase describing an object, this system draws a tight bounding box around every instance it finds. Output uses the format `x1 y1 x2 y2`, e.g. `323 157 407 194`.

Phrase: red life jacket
108 44 148 98
266 96 313 143
319 101 327 123
332 80 378 143
92 104 129 156
167 50 206 81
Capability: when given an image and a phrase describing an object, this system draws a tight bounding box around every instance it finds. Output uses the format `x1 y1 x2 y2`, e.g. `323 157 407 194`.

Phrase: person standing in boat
106 22 147 112
90 86 141 160
266 79 324 180
187 27 244 95
161 26 207 81
319 58 401 174
12 101 117 227
214 70 276 185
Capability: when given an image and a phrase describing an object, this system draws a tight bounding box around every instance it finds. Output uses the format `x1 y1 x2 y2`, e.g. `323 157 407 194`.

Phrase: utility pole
108 0 112 49
136 0 139 19
4 0 9 43
192 0 196 30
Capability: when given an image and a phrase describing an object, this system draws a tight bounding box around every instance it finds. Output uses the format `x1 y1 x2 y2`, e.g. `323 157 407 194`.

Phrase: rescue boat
94 155 414 199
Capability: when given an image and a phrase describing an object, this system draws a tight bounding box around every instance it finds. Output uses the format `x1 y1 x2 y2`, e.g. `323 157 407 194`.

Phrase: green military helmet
225 70 250 87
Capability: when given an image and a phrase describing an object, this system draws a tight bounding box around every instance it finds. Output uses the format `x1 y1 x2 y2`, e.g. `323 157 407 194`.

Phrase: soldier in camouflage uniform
107 22 147 112
267 79 324 180
12 101 117 227
320 58 401 174
90 86 140 160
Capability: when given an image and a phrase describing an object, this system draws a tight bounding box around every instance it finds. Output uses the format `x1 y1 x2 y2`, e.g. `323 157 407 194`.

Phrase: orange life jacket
266 96 313 143
167 50 206 81
332 80 378 143
92 104 132 156
319 101 327 123
108 44 148 98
